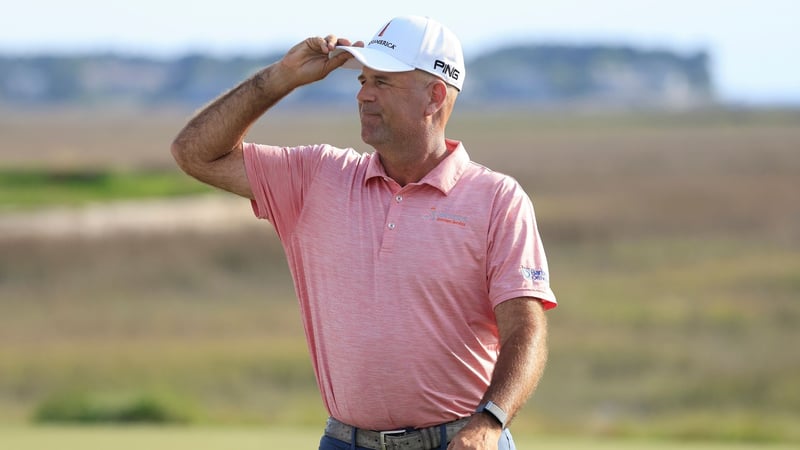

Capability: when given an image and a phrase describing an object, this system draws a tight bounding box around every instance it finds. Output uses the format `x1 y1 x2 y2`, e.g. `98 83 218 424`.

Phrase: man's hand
447 413 503 450
277 35 364 88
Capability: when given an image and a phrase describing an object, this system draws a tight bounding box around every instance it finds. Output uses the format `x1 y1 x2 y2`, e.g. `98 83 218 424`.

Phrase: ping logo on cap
434 60 460 81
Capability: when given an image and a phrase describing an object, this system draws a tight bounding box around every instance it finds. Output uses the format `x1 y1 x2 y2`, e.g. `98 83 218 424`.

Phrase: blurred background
1 1 798 449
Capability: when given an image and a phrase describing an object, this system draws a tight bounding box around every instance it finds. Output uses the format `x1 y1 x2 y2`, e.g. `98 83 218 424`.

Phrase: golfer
171 15 557 450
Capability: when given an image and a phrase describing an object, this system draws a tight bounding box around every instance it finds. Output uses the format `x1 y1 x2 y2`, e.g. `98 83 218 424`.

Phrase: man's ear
425 80 448 116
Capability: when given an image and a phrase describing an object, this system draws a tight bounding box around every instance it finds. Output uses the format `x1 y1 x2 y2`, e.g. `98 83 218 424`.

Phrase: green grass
1 110 798 444
33 388 201 425
0 168 212 209
1 425 798 450
1 234 797 442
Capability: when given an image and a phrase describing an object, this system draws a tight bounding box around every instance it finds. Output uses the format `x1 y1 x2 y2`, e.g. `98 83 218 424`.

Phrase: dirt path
0 194 259 241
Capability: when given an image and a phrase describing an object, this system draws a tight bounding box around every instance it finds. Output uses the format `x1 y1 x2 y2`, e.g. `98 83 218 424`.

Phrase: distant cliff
0 44 713 109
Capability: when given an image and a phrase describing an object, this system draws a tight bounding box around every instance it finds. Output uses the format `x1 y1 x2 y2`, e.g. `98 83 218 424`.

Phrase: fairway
1 426 796 450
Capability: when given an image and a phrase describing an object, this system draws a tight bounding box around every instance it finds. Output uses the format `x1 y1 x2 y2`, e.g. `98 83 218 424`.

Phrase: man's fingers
315 35 360 54
326 49 355 70
326 37 362 67
321 35 337 52
303 36 330 54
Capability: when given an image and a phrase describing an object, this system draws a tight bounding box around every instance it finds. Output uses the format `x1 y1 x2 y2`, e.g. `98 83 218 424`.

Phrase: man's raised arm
170 35 361 198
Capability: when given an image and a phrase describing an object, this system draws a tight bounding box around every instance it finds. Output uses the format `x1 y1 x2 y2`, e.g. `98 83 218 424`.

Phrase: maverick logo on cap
331 15 466 91
368 21 397 50
369 39 396 50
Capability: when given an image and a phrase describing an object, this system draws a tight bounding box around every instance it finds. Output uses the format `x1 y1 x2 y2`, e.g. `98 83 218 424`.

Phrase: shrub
33 389 200 424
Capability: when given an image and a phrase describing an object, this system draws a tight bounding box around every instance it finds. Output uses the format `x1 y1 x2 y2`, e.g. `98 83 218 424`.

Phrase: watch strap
476 401 508 429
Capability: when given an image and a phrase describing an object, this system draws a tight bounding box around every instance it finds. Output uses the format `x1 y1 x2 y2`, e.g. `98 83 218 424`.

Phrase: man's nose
357 81 377 103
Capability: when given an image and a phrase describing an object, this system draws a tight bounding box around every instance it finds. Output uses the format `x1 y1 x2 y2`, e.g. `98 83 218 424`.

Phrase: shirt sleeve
486 178 557 310
242 142 326 240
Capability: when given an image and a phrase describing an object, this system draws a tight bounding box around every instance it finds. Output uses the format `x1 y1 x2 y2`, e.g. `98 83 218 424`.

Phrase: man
171 15 557 450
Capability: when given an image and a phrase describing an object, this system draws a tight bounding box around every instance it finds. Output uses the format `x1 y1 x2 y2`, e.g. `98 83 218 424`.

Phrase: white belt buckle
379 429 406 450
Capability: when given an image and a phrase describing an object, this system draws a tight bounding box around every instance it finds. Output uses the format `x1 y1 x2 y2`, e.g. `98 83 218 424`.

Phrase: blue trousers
318 428 516 450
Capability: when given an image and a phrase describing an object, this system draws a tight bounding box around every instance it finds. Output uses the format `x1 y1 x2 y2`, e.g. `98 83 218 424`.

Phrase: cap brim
330 46 415 72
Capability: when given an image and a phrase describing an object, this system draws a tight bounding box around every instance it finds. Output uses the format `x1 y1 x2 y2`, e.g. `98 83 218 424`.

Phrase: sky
2 0 799 104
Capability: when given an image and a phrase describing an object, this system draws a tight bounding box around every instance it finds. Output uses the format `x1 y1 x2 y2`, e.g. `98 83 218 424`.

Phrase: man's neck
377 139 449 187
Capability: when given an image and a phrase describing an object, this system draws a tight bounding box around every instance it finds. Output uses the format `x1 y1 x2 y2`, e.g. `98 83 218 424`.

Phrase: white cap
331 15 465 91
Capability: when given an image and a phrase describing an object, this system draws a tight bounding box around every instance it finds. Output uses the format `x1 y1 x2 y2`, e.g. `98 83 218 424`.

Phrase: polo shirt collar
365 139 469 195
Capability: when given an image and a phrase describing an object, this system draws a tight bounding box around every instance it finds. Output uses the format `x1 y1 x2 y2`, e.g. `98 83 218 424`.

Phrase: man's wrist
475 401 508 429
253 64 296 99
474 410 503 430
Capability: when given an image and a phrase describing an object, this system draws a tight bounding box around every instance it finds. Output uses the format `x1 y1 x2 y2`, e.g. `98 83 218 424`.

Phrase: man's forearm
169 35 356 197
171 63 294 167
171 33 355 167
481 298 548 425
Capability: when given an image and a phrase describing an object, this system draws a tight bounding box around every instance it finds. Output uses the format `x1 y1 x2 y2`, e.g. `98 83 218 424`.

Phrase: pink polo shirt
243 139 556 430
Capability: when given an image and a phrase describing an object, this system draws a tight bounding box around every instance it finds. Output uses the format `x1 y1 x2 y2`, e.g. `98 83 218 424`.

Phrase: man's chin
360 133 371 147
360 128 380 147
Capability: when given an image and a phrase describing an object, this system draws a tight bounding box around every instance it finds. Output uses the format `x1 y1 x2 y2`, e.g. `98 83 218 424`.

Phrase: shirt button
387 223 396 230
395 195 403 203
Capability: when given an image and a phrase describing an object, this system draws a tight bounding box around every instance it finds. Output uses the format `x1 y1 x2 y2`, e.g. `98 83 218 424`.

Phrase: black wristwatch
476 401 508 429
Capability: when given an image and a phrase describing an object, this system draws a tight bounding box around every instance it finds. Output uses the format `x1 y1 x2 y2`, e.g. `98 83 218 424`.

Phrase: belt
324 416 471 450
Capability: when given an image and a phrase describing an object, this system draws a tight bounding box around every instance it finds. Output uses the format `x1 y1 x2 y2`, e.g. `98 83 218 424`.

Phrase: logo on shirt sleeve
520 266 547 281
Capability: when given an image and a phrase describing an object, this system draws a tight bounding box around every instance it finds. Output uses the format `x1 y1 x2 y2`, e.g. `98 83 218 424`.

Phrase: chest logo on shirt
520 266 547 281
423 207 468 227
